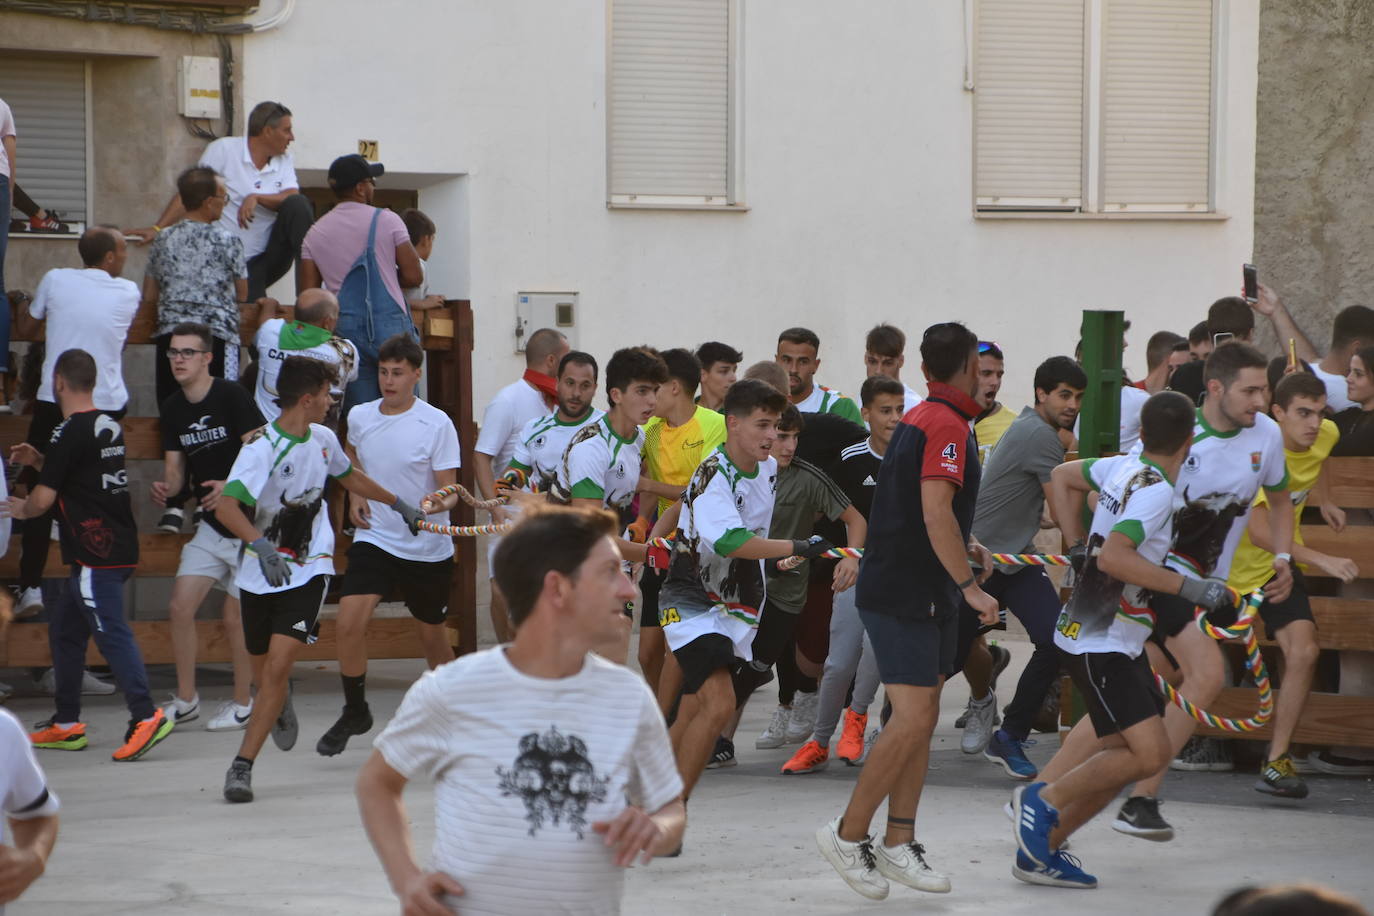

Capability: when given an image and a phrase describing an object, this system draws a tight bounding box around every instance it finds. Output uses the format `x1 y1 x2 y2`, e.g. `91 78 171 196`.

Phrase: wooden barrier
1 300 477 669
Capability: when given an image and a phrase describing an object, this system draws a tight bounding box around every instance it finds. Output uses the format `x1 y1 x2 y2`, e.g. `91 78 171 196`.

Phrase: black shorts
1256 568 1313 639
1061 649 1165 739
241 575 330 656
672 633 739 695
639 565 665 628
339 542 453 625
860 600 959 688
1149 589 1197 642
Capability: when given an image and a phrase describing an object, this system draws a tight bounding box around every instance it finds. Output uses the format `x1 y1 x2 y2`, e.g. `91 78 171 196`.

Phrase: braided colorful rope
1153 591 1273 732
424 483 508 511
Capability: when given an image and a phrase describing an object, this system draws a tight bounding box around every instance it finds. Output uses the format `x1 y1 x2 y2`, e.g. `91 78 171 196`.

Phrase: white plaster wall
243 0 1259 414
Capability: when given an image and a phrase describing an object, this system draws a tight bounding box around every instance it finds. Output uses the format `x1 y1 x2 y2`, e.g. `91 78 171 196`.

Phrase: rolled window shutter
0 56 87 224
1101 0 1213 211
975 0 1085 209
609 0 730 201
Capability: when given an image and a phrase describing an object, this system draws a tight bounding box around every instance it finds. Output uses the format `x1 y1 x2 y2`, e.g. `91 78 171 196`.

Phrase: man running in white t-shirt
357 506 685 916
472 328 568 641
316 334 463 757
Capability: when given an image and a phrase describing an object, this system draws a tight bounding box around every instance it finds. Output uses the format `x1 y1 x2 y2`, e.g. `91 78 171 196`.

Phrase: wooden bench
0 301 478 668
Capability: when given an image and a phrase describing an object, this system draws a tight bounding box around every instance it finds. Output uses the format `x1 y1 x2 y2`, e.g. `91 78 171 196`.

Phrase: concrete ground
4 633 1373 915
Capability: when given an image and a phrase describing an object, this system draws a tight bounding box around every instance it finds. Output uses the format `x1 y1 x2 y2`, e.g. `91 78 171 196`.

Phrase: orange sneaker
781 739 829 774
112 708 175 762
30 720 88 751
836 708 868 764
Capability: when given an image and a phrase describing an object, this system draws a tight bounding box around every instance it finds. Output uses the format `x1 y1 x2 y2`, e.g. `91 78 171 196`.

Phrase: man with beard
776 327 863 424
502 352 604 496
957 358 1087 780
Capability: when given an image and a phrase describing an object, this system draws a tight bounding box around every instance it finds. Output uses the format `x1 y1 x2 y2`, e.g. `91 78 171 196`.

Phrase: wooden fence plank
1196 689 1374 747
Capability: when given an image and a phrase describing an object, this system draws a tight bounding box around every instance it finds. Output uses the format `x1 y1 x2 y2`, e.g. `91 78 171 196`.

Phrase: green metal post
1078 310 1125 458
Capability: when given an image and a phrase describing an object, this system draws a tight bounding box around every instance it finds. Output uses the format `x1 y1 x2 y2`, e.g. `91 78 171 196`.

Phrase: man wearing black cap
299 154 424 411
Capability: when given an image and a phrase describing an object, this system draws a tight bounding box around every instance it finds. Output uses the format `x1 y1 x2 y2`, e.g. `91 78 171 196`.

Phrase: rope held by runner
1153 590 1274 733
423 483 508 511
417 520 514 537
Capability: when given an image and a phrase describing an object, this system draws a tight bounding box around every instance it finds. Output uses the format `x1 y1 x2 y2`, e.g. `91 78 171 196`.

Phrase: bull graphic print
261 486 323 560
496 725 609 839
1171 486 1247 576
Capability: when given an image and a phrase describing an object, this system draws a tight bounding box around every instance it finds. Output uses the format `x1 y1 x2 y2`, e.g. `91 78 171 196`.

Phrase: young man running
217 356 426 802
316 334 463 757
8 350 173 761
636 349 725 696
657 379 834 801
776 327 863 424
1231 371 1356 798
864 323 921 411
729 403 865 759
1099 343 1293 839
816 323 998 901
357 507 685 915
472 327 568 641
695 341 742 413
783 375 903 774
156 322 265 732
960 357 1086 777
503 351 603 496
1013 391 1228 889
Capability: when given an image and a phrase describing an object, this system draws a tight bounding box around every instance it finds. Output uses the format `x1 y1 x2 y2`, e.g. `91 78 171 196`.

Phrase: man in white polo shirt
472 327 568 641
12 227 138 621
129 101 312 300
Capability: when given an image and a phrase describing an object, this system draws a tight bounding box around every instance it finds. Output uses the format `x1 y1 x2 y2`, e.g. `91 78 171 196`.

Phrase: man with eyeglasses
154 321 266 733
300 154 424 413
10 228 138 625
128 101 311 301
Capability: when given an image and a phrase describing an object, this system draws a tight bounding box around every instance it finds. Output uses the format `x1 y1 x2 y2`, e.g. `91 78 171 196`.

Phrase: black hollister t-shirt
38 410 139 568
160 379 266 537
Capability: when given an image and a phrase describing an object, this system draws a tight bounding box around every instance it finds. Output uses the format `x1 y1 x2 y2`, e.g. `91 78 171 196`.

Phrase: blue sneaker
1012 782 1058 867
1012 849 1097 888
985 729 1038 780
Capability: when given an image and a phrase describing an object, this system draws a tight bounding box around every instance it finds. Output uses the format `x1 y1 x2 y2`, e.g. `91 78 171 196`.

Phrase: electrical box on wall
515 291 578 353
177 56 222 120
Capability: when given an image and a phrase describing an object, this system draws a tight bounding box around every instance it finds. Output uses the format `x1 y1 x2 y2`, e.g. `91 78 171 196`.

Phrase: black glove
251 537 292 588
392 497 425 536
1068 541 1088 576
789 535 835 560
1178 576 1232 612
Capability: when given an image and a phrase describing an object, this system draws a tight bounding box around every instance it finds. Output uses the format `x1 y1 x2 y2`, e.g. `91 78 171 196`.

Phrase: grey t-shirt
971 406 1065 555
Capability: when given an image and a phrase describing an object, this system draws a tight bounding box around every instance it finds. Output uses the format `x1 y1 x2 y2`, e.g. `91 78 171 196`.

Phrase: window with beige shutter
1 55 88 233
607 0 742 208
973 0 1216 215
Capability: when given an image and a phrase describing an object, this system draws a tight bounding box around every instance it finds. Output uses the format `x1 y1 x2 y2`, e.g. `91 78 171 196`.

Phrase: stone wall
1254 0 1374 354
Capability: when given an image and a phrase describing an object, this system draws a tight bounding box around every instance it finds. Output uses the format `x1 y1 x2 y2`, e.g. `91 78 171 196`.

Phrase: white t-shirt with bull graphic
223 422 352 594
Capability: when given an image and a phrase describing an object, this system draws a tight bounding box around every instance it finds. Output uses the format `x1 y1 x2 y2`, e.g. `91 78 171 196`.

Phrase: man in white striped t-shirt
358 506 685 915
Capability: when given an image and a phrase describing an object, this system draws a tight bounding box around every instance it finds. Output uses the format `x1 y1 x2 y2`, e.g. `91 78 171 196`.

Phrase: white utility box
177 56 222 119
515 291 578 353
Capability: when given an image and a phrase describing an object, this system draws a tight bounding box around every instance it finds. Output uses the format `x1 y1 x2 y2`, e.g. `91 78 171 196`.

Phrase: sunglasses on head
978 340 1001 354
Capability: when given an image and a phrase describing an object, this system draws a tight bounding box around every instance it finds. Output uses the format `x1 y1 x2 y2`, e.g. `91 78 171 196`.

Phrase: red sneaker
781 739 829 774
836 708 868 763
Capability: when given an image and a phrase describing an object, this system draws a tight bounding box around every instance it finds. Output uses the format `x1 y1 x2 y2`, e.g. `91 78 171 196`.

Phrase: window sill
974 210 1229 222
7 231 83 239
607 201 750 213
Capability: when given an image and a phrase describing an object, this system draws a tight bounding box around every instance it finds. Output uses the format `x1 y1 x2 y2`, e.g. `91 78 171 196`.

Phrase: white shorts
176 523 243 599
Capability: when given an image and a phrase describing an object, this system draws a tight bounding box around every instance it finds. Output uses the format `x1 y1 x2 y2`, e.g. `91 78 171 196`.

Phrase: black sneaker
1033 687 1061 734
316 704 373 757
1112 795 1173 841
988 643 1012 691
705 736 736 769
1256 754 1309 799
271 682 298 751
223 760 253 803
157 507 185 533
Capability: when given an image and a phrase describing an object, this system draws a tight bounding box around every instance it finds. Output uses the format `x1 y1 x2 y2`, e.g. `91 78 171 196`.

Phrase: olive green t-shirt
767 458 850 613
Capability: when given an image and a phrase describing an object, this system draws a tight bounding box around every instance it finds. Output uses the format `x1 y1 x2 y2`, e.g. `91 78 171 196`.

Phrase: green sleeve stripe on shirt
714 527 754 557
831 397 864 425
222 479 256 507
1080 458 1099 491
507 459 532 473
569 479 605 500
332 464 354 480
1111 518 1146 546
1263 467 1290 492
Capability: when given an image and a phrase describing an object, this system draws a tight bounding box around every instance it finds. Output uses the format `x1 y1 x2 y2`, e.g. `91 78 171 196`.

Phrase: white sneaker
756 705 792 749
163 693 200 724
875 840 951 893
960 692 997 755
815 816 889 900
38 669 116 696
15 587 43 619
206 700 253 732
786 691 819 745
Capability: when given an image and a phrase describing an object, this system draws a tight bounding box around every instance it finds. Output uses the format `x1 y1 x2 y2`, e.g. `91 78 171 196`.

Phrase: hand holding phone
1243 263 1258 303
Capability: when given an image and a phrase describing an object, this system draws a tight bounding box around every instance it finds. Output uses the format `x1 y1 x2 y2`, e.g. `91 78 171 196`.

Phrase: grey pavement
5 634 1373 915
